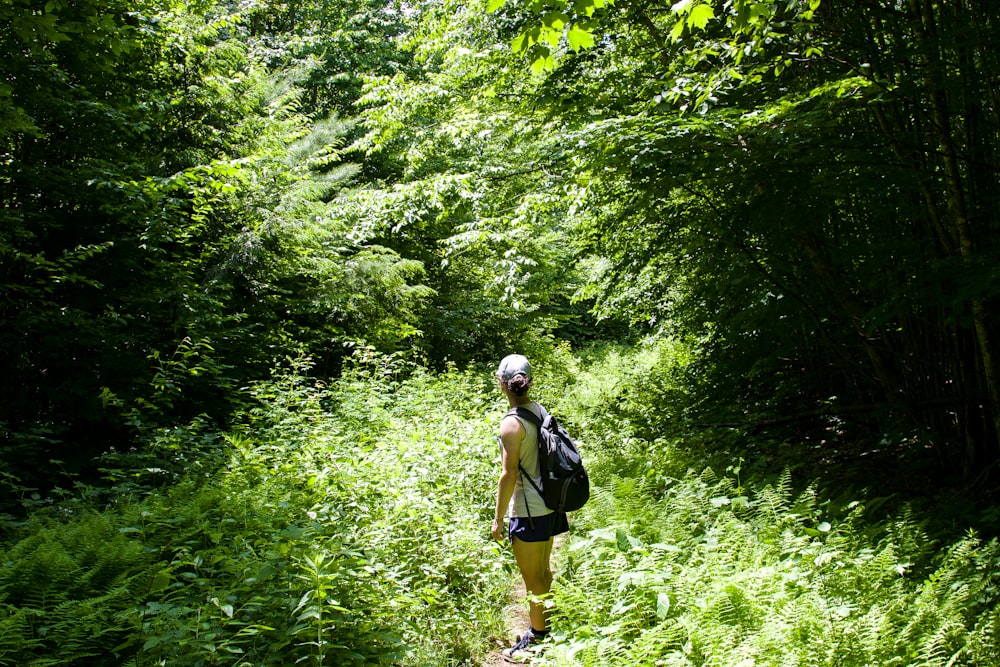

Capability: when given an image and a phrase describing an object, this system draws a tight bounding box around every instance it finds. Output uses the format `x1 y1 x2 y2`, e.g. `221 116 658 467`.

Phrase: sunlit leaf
543 25 561 48
542 10 569 31
670 19 686 41
687 4 714 29
656 592 671 619
567 24 595 51
530 52 554 74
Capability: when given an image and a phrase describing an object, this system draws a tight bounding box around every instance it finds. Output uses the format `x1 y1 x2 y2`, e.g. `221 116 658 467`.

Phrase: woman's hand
491 517 506 542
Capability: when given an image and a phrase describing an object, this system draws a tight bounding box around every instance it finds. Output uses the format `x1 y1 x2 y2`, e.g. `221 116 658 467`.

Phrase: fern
964 604 1000 665
0 605 43 666
546 450 1000 667
5 346 1000 666
0 512 153 665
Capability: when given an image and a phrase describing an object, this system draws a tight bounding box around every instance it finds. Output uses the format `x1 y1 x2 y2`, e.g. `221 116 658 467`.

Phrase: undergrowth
530 340 1000 666
0 353 512 666
1 341 998 665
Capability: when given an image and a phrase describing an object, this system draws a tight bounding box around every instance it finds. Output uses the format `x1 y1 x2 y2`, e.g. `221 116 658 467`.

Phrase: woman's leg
511 536 554 631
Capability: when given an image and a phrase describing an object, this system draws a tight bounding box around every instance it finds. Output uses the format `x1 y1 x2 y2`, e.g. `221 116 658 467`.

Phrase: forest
2 0 999 664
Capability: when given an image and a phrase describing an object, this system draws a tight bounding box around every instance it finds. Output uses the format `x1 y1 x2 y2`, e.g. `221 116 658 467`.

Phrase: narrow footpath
480 573 530 666
482 534 567 666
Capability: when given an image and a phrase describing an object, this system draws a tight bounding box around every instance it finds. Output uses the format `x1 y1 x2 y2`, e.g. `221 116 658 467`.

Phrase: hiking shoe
502 628 545 662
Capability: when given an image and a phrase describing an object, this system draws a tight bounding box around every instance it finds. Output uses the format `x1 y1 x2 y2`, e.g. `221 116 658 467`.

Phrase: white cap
497 354 532 382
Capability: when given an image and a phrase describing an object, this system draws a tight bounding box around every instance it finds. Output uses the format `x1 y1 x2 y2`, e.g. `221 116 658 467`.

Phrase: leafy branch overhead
491 0 822 73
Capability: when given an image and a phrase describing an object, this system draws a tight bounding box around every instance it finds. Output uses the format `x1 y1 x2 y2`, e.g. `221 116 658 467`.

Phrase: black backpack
510 405 590 513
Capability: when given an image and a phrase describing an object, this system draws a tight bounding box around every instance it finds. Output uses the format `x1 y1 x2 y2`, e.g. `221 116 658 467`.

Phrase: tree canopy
3 0 999 494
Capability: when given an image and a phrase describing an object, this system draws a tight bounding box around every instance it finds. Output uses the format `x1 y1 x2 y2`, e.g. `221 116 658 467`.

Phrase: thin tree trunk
908 0 1000 459
796 231 910 413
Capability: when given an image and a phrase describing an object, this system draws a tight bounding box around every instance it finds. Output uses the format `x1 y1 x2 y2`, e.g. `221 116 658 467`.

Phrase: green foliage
5 0 1000 661
0 512 152 666
499 345 1000 666
1 351 513 665
495 0 820 79
0 0 182 488
544 461 1000 667
341 0 611 365
1 0 439 488
3 345 1000 665
239 0 414 118
471 0 1000 475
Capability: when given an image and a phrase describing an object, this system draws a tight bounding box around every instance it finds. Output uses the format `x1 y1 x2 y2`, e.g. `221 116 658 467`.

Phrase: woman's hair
497 354 533 396
505 374 532 397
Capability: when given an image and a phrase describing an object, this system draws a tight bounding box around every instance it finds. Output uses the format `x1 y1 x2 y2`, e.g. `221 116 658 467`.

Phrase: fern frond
0 605 43 666
700 467 719 485
754 470 795 524
963 604 1000 665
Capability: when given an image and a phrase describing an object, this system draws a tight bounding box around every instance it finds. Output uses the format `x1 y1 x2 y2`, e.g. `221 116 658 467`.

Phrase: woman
491 354 569 660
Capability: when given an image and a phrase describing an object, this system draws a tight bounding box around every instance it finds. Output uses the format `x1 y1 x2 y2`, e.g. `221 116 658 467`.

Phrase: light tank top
506 402 552 518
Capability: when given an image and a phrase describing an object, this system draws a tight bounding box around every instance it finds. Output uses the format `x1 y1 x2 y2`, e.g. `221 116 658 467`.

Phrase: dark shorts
508 512 569 543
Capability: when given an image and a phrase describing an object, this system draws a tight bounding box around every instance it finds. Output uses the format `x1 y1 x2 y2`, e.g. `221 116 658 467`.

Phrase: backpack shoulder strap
505 406 545 500
511 405 542 428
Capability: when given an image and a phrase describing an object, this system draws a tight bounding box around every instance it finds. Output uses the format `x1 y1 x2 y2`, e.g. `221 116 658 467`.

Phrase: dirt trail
481 584 531 667
480 535 566 666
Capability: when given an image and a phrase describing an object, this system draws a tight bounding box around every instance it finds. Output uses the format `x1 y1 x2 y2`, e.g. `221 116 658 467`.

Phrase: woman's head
497 354 533 397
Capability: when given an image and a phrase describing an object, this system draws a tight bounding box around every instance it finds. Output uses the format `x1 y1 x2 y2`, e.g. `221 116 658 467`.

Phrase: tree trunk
908 0 1000 464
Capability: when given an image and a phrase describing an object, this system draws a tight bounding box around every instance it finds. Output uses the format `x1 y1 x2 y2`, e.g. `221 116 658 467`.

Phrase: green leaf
542 10 569 30
670 20 685 41
567 24 595 51
487 0 507 11
530 53 554 74
543 25 561 48
212 597 235 618
656 592 671 619
512 26 541 53
298 608 321 622
687 4 714 30
615 528 631 552
150 569 172 592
